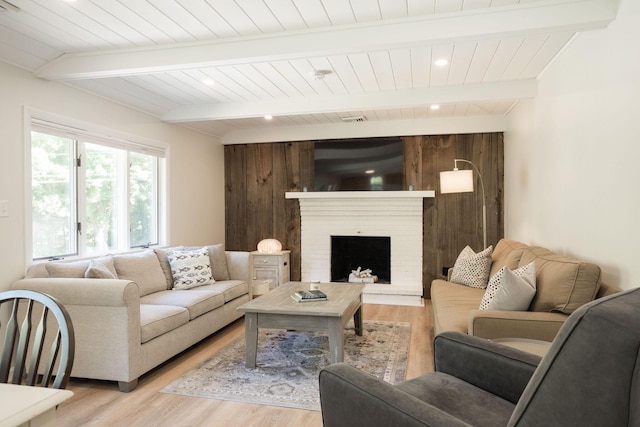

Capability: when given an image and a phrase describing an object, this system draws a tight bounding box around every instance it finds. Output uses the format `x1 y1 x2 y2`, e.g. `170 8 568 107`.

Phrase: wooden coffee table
238 281 365 368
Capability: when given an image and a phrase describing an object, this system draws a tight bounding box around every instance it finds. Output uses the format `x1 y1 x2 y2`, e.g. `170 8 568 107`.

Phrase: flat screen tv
314 137 403 191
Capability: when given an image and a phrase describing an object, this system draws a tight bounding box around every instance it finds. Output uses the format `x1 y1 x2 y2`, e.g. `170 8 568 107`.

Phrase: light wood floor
57 300 435 427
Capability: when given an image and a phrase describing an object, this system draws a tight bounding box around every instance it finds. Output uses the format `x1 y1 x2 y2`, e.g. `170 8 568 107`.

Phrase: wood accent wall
224 133 503 298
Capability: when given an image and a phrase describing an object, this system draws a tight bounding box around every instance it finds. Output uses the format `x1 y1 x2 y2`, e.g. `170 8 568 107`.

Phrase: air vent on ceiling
340 116 366 123
0 0 19 12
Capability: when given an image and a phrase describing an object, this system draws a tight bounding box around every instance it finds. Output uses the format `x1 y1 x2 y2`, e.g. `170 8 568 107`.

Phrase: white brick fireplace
285 191 435 306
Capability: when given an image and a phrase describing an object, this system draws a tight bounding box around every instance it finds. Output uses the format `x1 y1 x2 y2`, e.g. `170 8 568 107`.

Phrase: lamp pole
454 159 487 249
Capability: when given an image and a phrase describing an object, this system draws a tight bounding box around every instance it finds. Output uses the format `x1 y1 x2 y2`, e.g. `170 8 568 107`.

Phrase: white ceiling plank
435 0 464 14
145 1 217 40
0 25 61 61
197 67 261 101
519 31 574 79
482 37 525 82
175 0 238 37
305 57 348 95
272 59 323 96
294 0 332 27
162 79 537 121
0 42 49 70
447 42 477 86
34 0 618 80
430 45 455 87
411 47 432 88
464 39 501 84
368 51 396 91
350 0 382 23
217 65 274 100
348 53 379 92
263 0 308 31
252 62 303 97
180 68 239 103
327 55 365 94
0 12 87 53
233 63 288 98
206 0 261 35
462 0 493 11
117 1 197 42
379 0 407 20
408 0 436 15
320 0 356 26
501 33 549 81
389 48 413 90
234 0 286 34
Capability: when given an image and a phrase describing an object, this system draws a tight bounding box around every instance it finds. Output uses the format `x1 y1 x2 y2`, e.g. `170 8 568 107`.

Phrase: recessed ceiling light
434 58 449 67
202 79 214 86
365 169 375 174
264 115 273 120
430 104 440 110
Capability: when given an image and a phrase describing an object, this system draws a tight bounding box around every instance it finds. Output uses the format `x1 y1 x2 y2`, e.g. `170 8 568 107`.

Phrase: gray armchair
320 287 640 427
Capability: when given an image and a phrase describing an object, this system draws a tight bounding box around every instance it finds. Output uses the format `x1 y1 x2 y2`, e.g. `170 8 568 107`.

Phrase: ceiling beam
35 0 617 81
162 80 536 122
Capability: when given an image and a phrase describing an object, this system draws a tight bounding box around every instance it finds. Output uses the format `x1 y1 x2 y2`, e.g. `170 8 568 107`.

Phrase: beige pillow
113 250 166 296
45 260 90 278
84 260 117 279
480 262 536 310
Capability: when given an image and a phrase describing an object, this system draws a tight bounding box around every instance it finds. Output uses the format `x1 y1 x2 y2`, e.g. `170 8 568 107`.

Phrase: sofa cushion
450 245 494 289
480 262 536 311
141 289 225 320
139 304 189 343
520 247 601 314
490 239 528 278
167 247 215 290
114 250 167 297
196 280 249 303
431 280 486 335
45 260 90 278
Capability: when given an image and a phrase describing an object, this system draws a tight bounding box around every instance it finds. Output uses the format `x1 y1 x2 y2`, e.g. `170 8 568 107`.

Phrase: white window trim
23 107 169 264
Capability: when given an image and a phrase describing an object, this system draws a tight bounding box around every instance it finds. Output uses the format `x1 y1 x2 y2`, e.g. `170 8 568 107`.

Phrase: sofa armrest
434 332 541 404
469 309 568 341
225 251 251 282
319 363 469 427
11 278 143 384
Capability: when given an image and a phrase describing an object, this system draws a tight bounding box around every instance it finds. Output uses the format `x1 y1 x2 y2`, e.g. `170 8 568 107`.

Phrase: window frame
25 110 168 262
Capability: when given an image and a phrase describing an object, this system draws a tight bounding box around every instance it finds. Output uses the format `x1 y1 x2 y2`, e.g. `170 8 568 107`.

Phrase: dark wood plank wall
224 133 503 298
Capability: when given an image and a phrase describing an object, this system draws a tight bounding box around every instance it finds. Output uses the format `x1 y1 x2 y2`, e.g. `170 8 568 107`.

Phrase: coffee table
237 281 365 368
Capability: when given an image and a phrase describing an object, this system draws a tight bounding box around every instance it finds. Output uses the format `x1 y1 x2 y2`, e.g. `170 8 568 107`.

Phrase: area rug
160 320 410 411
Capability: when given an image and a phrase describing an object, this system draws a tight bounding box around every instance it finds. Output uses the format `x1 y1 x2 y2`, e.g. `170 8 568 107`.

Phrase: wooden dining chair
0 289 75 389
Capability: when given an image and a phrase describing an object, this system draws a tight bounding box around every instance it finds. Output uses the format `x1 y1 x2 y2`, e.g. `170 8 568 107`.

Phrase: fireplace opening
330 236 391 284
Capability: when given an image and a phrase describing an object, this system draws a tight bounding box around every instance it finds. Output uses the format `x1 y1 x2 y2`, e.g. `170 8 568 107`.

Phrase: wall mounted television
313 137 404 191
314 137 404 191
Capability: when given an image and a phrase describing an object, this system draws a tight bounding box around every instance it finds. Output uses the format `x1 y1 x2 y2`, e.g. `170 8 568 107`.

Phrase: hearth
331 236 390 283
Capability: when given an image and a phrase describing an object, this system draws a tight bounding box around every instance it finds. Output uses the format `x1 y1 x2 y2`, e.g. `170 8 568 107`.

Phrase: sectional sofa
431 238 621 342
11 244 252 392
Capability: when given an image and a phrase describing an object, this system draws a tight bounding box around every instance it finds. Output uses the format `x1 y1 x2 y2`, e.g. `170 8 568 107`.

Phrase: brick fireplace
285 190 435 306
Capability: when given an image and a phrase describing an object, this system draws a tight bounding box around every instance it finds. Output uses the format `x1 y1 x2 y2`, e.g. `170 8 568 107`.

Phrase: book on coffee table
291 289 328 302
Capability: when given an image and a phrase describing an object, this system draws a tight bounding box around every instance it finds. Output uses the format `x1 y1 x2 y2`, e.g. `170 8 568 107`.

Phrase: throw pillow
45 260 90 278
450 245 494 288
113 250 167 296
181 243 230 281
480 262 536 310
167 247 215 290
84 260 117 279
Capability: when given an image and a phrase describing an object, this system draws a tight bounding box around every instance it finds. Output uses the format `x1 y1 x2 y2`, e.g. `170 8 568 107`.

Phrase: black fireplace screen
330 235 391 283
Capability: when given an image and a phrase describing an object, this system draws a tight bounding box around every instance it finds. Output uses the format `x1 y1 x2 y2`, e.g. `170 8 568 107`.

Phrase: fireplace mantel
289 190 432 306
285 190 435 199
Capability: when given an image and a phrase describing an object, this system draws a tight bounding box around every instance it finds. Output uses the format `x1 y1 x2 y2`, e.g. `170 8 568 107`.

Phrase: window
30 120 165 260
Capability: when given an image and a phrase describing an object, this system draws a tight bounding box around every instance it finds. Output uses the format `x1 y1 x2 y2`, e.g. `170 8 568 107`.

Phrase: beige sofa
431 238 620 342
11 245 252 392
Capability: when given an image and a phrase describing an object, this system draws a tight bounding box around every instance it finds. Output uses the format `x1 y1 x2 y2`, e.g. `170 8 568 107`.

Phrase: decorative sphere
257 238 282 253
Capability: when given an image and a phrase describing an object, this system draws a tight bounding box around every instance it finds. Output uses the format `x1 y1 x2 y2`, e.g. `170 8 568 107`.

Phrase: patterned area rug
161 320 410 411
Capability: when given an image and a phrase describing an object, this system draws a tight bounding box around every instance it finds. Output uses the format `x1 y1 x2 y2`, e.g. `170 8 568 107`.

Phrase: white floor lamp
439 159 487 249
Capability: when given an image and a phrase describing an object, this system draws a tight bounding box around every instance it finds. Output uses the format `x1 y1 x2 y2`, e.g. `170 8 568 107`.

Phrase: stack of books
291 289 328 302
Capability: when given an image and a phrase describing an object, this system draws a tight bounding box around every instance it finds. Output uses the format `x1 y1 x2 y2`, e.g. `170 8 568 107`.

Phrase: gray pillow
113 250 166 296
84 260 117 279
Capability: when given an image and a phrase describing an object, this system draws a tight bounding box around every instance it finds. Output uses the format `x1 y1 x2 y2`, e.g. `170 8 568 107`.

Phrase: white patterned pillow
480 262 536 310
167 248 215 290
450 245 494 288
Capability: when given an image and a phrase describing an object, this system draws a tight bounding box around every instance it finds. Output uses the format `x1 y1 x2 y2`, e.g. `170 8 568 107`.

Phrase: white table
0 384 73 427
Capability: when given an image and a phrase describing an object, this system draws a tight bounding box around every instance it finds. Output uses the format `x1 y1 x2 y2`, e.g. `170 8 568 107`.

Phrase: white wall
505 0 640 290
0 61 225 291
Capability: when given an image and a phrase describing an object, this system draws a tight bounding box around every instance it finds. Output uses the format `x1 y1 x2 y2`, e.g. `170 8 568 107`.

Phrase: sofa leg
118 379 138 392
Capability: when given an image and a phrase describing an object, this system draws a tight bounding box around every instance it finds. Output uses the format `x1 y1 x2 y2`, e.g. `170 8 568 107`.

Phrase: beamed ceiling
0 0 619 143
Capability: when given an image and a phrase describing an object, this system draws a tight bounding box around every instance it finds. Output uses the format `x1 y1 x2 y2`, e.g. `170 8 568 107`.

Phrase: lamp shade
257 238 282 253
440 169 474 194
